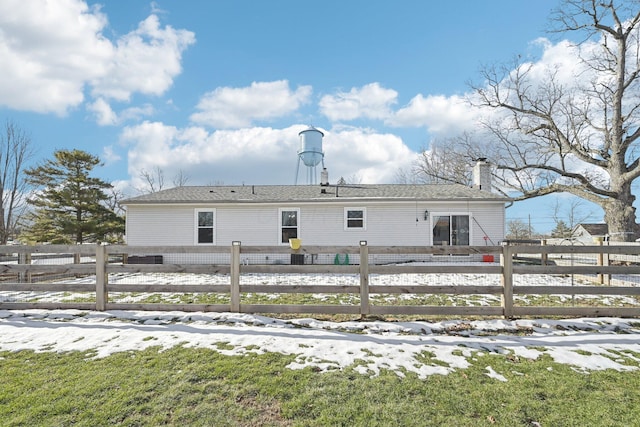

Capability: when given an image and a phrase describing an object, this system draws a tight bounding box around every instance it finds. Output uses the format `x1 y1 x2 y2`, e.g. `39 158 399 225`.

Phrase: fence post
541 239 548 265
501 242 514 319
95 244 108 311
603 240 610 285
18 249 32 283
359 241 370 317
230 241 241 312
597 240 604 284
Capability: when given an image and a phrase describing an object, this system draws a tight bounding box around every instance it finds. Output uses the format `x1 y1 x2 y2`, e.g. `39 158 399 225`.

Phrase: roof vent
320 168 329 186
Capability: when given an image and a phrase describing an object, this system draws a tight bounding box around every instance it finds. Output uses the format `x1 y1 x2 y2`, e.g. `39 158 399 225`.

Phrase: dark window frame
432 213 471 255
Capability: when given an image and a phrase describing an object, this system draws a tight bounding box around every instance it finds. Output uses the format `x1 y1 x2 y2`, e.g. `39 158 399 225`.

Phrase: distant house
572 223 609 242
121 160 509 264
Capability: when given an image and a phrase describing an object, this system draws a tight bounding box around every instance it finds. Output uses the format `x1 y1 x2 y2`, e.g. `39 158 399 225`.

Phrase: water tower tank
298 126 324 166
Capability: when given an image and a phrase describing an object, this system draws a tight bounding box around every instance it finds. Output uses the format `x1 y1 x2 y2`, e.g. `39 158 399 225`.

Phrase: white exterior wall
125 205 195 245
125 201 505 248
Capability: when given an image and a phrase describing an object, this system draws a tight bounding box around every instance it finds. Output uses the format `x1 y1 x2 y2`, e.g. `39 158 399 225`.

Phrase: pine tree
551 220 572 239
22 149 124 244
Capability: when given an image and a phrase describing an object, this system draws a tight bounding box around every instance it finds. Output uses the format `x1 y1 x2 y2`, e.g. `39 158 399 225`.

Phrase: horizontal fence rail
0 242 639 318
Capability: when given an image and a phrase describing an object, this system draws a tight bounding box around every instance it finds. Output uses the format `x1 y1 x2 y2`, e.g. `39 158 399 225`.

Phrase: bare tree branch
410 1 640 240
0 120 34 243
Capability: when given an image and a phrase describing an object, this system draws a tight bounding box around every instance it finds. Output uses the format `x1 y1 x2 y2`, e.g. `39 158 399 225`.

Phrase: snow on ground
1 309 639 380
4 269 640 306
2 268 640 379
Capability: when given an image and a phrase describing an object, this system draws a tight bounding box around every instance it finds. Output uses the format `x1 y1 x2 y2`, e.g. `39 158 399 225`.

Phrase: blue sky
0 0 605 233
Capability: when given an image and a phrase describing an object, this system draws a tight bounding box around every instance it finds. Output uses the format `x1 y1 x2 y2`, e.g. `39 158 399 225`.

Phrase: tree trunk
603 185 638 242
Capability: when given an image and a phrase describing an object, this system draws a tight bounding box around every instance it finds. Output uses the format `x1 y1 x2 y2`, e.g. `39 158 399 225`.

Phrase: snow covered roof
121 184 510 205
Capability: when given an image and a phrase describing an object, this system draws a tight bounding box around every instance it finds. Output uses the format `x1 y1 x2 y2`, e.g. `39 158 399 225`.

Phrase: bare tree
172 169 190 187
480 1 640 241
105 186 126 217
552 198 595 235
413 134 486 186
341 173 363 185
0 121 34 243
394 167 419 184
137 166 165 194
137 167 190 194
506 219 532 240
417 1 640 241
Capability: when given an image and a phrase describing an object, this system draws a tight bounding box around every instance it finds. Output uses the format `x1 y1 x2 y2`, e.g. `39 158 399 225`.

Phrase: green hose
333 253 349 265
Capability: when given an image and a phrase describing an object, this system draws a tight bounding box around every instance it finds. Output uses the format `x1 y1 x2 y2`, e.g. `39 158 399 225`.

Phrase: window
196 209 215 244
345 208 366 230
433 214 470 249
279 208 299 244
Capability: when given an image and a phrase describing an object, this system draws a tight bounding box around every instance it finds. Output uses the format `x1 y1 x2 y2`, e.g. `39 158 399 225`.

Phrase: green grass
1 347 639 426
66 288 636 309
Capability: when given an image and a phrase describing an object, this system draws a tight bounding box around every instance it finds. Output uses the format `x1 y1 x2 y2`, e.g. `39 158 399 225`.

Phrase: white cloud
380 37 600 138
190 80 312 129
119 104 155 123
527 38 583 85
0 0 111 114
324 126 416 183
102 145 121 164
120 122 416 189
319 83 398 122
91 14 195 101
0 0 194 116
390 94 480 135
317 84 480 137
88 98 117 126
88 98 155 126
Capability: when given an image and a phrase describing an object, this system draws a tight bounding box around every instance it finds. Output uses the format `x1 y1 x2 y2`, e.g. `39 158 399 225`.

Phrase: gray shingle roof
121 184 509 205
575 223 609 236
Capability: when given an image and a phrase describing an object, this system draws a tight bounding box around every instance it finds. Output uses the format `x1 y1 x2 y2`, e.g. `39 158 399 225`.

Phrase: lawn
2 346 640 426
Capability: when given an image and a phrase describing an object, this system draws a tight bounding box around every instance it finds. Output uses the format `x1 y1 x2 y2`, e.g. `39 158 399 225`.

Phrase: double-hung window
432 214 470 252
195 209 215 244
279 208 300 244
344 208 366 230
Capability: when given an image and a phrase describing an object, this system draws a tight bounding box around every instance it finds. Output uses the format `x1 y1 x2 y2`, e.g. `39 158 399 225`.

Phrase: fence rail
0 242 639 318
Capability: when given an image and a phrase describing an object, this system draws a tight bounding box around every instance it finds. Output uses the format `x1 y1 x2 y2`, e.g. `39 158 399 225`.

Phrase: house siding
126 205 195 245
125 201 504 263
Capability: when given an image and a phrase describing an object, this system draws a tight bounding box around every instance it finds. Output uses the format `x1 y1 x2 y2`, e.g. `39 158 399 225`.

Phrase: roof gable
574 223 609 236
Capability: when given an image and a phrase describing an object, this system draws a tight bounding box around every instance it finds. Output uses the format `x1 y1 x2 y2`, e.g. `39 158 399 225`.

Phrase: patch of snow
2 269 640 378
0 309 639 379
485 366 508 382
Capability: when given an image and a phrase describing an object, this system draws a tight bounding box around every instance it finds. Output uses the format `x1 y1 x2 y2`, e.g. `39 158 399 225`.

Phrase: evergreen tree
22 149 124 244
551 220 572 239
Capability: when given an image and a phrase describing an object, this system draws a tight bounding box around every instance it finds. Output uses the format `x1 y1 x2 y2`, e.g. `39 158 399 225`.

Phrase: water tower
295 126 325 185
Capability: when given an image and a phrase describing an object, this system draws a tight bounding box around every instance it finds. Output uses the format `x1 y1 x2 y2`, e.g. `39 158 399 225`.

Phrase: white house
121 160 509 264
572 223 610 243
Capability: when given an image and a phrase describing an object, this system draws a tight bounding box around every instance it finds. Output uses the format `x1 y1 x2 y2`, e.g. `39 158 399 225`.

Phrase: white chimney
473 158 491 192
